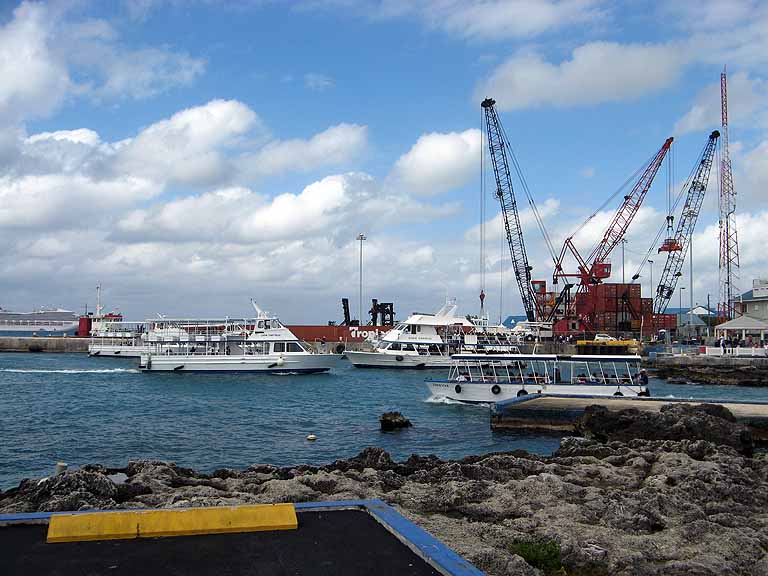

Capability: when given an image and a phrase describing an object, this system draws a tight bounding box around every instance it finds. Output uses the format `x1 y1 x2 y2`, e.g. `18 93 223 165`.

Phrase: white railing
705 346 768 357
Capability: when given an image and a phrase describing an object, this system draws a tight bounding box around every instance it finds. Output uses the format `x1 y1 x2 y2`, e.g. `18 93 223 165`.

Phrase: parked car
594 333 617 342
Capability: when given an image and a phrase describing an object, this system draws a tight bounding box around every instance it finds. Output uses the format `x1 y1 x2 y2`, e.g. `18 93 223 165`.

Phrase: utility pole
621 239 626 284
648 260 654 307
680 286 686 340
690 234 694 339
357 234 366 325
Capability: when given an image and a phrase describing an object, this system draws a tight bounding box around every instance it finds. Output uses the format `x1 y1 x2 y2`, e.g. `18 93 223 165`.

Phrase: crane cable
567 146 661 259
497 121 558 263
628 140 703 285
480 107 486 307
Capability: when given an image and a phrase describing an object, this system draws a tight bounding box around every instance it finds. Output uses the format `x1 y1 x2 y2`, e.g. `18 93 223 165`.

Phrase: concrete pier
0 337 89 353
491 394 768 442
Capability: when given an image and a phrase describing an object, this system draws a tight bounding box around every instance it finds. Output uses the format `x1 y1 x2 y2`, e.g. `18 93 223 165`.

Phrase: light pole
621 239 626 284
680 287 686 341
648 260 654 306
357 233 366 325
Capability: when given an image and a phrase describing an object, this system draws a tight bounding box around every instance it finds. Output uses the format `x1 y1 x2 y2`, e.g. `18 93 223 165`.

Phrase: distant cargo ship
0 307 79 336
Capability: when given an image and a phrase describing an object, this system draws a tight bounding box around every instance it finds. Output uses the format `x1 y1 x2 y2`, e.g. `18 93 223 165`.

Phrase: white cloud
115 172 460 243
300 0 605 40
0 1 205 126
674 72 767 134
477 42 688 110
94 47 205 100
115 99 257 185
243 123 368 178
417 0 606 40
392 129 480 196
0 173 159 230
398 246 435 268
0 2 71 123
304 73 334 91
465 197 561 243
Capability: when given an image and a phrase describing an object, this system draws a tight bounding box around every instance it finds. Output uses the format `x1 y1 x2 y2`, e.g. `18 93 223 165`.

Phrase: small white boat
346 300 520 369
139 302 342 373
426 353 650 403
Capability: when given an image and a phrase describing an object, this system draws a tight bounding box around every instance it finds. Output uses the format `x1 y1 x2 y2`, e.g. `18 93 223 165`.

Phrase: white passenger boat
345 301 520 369
139 304 342 373
426 353 650 403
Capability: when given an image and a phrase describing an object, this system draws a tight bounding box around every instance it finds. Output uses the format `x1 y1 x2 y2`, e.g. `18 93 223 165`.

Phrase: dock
491 394 768 442
1 500 481 576
0 336 89 353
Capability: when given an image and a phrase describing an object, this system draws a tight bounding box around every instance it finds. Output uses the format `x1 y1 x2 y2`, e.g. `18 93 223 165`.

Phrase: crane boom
481 98 539 322
551 136 672 326
654 130 720 314
587 137 673 274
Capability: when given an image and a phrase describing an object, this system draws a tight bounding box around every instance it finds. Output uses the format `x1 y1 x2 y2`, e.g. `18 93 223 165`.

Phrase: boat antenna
250 298 266 318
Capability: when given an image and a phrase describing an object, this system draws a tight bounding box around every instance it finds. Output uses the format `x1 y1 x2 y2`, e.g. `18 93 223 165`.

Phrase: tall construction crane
654 130 720 314
481 98 539 322
719 68 740 319
552 137 673 324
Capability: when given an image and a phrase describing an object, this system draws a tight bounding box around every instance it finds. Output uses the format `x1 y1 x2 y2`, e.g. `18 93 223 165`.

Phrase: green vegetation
509 540 566 575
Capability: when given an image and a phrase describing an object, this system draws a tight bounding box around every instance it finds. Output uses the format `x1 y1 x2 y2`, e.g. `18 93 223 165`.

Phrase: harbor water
3 353 768 490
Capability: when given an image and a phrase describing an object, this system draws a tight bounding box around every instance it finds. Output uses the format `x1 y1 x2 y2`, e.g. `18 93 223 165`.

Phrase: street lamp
680 287 686 341
357 233 366 325
648 260 654 305
621 239 627 284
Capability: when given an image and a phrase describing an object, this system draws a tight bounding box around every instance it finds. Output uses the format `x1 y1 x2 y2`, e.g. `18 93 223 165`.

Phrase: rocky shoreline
3 405 768 575
650 363 768 387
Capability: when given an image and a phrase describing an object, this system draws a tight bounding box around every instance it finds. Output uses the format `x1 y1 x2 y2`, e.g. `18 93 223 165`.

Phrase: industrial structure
481 73 737 339
718 68 740 320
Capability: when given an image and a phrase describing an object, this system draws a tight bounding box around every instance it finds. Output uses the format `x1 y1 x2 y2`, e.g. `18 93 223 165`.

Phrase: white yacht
426 353 650 403
139 303 342 373
345 300 520 369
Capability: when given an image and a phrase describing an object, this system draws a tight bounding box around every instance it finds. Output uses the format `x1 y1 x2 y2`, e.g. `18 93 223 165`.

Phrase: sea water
2 353 768 489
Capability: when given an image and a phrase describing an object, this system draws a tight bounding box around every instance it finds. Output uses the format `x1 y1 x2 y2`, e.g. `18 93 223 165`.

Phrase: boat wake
0 368 139 374
425 395 466 405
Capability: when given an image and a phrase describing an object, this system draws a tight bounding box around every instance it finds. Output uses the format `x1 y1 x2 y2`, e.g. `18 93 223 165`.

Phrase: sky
0 0 766 323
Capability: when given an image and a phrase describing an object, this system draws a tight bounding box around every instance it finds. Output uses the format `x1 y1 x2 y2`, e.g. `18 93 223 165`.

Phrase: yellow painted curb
47 504 298 543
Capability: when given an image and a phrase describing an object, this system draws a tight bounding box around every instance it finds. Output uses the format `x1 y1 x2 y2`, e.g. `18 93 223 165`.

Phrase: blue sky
0 0 766 322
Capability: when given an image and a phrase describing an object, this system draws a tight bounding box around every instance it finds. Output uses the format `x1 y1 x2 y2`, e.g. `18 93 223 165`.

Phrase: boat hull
426 380 648 404
139 353 343 373
89 344 145 358
345 351 450 369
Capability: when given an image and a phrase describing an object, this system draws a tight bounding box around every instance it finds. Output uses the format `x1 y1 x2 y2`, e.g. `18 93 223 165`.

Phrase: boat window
286 342 303 352
389 342 401 351
273 342 285 353
257 321 264 329
272 320 281 329
402 343 415 352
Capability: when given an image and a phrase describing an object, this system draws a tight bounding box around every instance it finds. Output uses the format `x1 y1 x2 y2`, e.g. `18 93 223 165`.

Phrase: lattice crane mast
552 137 673 322
719 68 740 319
481 98 540 322
654 130 720 314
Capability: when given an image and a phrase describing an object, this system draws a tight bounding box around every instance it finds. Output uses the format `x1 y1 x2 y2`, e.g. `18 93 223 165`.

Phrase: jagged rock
379 411 413 431
2 431 768 575
575 403 754 456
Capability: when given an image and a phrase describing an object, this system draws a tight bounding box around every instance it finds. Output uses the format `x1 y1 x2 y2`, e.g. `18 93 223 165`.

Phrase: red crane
552 137 673 326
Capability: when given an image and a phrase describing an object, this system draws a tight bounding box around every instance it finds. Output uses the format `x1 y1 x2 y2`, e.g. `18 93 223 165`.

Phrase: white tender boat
345 301 521 369
426 353 650 403
139 303 342 373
